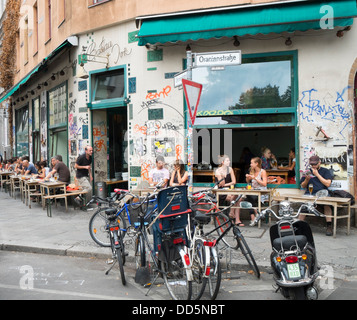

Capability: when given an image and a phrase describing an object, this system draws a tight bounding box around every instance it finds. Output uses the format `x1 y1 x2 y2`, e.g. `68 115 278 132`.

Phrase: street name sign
194 50 241 68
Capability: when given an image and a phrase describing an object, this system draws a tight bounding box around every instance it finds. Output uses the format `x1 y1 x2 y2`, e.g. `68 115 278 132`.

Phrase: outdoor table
24 178 42 208
9 175 20 199
213 188 272 228
39 180 67 211
282 193 352 238
131 187 155 196
0 171 14 192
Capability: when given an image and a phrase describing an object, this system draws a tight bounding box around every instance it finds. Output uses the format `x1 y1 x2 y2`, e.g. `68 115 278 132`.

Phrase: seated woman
245 157 268 226
260 146 277 170
36 160 50 179
169 159 188 186
215 155 243 225
278 147 296 183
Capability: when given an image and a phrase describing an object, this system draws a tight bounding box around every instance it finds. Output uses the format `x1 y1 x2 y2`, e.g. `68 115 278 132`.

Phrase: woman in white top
245 157 268 226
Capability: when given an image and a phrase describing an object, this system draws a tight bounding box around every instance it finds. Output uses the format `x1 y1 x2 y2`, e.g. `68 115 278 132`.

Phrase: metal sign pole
186 50 193 196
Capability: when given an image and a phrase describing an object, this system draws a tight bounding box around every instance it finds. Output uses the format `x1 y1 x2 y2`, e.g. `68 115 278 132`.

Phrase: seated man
22 160 38 175
45 155 70 184
148 155 170 187
300 155 333 236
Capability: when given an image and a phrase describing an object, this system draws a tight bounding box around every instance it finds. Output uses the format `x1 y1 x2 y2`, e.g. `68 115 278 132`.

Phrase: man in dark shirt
45 155 70 184
300 155 333 236
74 146 93 204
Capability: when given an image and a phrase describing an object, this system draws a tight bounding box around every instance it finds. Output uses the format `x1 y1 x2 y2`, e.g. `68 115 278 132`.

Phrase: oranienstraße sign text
194 50 241 68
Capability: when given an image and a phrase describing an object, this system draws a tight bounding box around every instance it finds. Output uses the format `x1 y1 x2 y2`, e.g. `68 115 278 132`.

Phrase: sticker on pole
182 79 203 126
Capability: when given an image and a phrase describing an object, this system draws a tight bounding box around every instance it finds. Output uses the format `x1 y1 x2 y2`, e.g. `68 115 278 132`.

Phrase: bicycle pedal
106 259 114 264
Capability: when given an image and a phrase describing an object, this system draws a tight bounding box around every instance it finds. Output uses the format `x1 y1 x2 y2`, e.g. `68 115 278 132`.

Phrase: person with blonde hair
245 157 268 226
215 155 244 225
260 146 276 170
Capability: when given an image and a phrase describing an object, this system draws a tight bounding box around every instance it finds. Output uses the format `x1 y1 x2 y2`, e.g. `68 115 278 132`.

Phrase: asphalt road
1 251 357 302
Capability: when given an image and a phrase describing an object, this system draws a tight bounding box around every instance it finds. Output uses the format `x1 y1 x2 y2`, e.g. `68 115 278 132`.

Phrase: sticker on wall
152 138 175 157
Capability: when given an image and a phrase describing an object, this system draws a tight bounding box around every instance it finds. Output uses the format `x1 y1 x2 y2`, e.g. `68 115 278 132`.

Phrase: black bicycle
134 187 193 300
103 207 127 285
193 194 260 280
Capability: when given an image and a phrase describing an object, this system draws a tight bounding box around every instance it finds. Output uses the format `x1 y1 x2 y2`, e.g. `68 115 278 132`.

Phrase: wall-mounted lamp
336 26 351 38
285 37 292 46
233 36 240 47
77 64 89 80
76 52 110 79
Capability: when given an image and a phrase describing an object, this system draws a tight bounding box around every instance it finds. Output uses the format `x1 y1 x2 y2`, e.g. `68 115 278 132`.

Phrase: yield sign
182 79 202 126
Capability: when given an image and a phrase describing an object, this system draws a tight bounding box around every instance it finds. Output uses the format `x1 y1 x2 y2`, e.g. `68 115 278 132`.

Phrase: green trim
88 65 127 110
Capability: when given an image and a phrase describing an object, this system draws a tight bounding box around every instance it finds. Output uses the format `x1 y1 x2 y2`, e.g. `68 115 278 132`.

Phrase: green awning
137 0 357 46
0 36 78 104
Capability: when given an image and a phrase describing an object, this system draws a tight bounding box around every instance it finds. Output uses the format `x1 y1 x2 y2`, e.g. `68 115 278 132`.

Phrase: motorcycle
250 190 327 300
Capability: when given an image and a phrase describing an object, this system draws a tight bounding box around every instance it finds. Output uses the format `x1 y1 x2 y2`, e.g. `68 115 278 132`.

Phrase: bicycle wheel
234 227 260 278
163 254 192 300
115 240 126 286
135 234 146 269
213 211 239 250
191 239 208 300
207 246 221 300
89 208 127 247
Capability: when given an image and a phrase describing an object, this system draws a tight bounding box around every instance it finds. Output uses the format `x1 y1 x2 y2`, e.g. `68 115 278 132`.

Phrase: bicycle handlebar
251 202 325 226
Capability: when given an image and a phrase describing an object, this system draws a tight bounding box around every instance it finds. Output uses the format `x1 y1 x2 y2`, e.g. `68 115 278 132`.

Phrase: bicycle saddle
194 212 211 225
104 208 117 218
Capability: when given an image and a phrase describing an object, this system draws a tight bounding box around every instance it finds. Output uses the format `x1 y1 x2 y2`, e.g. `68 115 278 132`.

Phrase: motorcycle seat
273 235 307 251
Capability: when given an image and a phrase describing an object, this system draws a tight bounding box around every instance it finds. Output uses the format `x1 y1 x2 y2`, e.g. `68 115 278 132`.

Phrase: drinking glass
308 184 313 196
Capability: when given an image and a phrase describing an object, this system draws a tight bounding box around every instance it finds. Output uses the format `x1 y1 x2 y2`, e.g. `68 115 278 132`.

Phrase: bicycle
88 188 157 247
191 190 260 279
187 210 217 300
134 186 193 300
102 207 127 285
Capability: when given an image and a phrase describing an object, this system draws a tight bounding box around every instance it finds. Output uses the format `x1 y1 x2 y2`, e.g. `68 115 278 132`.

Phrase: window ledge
88 0 112 8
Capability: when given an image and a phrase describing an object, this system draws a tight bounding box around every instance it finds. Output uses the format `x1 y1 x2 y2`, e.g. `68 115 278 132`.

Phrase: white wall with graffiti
296 29 355 192
69 20 356 194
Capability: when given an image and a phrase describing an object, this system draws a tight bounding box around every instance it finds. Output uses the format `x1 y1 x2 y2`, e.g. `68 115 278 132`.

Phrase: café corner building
132 0 357 197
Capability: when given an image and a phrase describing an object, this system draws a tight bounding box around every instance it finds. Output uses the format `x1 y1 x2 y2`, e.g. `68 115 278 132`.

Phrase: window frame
88 65 127 110
190 50 299 188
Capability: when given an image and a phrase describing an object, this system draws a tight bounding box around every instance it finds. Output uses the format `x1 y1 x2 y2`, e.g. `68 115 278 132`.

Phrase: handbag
329 189 355 205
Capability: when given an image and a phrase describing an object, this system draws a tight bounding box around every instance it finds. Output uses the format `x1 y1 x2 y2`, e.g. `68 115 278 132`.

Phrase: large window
89 66 126 110
48 82 68 165
15 106 29 157
32 97 41 162
48 82 67 128
192 51 298 187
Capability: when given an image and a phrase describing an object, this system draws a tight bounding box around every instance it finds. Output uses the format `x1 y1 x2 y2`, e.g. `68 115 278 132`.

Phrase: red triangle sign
182 79 203 126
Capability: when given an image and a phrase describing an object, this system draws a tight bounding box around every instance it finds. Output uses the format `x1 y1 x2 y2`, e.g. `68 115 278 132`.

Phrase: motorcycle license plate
287 263 301 278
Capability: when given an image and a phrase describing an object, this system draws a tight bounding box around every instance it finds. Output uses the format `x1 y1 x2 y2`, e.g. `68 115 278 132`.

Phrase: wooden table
23 179 42 208
266 169 289 183
39 180 68 211
9 175 20 199
193 169 215 183
0 171 13 192
281 194 351 238
213 188 272 227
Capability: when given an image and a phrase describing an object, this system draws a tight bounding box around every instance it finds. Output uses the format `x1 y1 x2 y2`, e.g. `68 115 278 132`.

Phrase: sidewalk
1 190 357 280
